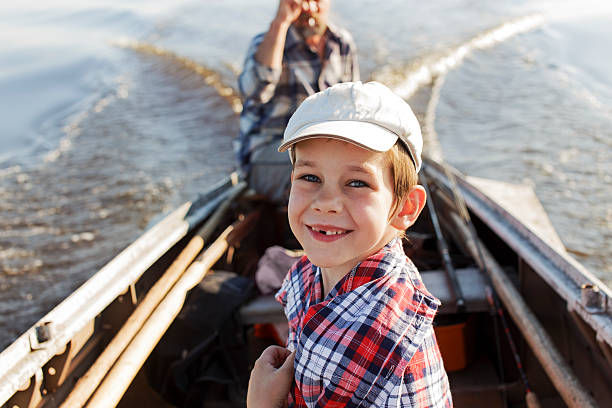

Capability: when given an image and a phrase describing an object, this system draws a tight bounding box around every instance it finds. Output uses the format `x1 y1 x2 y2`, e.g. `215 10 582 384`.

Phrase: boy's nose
312 187 342 213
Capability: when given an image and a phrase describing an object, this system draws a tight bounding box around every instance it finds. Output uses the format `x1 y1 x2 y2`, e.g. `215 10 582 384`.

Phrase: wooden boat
1 158 611 408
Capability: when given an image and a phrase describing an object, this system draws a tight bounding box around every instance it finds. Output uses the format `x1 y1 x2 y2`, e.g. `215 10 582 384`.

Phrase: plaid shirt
236 23 359 170
276 239 453 407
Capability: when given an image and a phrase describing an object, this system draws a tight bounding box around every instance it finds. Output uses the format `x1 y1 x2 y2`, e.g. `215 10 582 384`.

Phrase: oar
60 180 246 408
420 168 465 313
85 211 254 408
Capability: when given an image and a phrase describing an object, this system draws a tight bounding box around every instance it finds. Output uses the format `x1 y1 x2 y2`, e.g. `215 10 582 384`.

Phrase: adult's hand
274 0 305 26
247 345 295 408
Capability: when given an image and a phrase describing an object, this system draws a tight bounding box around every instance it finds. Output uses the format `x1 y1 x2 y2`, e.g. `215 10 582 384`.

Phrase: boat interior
3 161 612 408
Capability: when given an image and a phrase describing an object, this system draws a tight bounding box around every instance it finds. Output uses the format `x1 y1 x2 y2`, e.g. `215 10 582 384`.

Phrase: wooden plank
422 267 489 314
239 267 489 325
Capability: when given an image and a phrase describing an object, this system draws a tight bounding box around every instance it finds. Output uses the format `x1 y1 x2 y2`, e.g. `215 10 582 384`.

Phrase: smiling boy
275 81 453 407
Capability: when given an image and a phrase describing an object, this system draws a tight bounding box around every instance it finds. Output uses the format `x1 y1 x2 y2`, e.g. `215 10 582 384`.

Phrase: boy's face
288 138 400 275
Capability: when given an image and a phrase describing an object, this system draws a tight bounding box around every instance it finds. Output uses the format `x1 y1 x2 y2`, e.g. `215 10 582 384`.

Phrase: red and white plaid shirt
276 239 453 407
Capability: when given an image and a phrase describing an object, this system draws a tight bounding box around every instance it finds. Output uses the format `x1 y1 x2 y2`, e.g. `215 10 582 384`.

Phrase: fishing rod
424 159 542 408
484 286 540 408
419 170 466 313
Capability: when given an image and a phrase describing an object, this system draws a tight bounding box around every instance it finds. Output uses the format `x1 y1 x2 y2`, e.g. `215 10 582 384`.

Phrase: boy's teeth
318 229 342 235
309 226 346 235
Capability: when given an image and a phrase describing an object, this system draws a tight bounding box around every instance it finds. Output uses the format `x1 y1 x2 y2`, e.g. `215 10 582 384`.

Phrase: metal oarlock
581 283 608 314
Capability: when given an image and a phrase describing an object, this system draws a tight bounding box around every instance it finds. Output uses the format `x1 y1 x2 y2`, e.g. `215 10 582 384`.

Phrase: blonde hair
384 142 419 238
385 141 418 200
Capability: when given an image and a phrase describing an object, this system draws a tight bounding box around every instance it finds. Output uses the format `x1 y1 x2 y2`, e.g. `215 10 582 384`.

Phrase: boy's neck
318 236 400 298
321 267 346 299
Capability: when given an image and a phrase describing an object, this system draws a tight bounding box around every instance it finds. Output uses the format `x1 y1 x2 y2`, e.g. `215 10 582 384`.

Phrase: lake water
1 0 610 350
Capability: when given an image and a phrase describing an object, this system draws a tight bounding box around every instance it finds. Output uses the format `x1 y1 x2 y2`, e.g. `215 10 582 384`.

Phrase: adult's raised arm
255 0 302 70
238 0 303 102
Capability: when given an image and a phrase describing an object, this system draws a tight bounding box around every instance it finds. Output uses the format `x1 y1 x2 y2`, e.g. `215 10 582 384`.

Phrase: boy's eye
347 179 368 188
298 174 320 183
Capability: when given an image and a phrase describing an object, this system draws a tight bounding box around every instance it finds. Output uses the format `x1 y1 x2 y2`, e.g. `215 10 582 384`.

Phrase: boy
250 81 452 407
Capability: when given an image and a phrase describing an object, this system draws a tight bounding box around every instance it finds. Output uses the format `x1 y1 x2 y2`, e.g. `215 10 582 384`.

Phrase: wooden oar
60 181 246 408
84 215 245 408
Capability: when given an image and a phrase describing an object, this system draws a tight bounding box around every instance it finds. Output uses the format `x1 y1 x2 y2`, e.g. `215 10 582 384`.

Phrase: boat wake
40 39 242 167
378 14 545 161
114 39 243 114
374 14 545 101
42 81 130 165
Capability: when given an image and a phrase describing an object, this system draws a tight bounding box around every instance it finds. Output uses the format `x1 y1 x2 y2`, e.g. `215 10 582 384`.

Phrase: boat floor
449 351 506 408
118 371 174 408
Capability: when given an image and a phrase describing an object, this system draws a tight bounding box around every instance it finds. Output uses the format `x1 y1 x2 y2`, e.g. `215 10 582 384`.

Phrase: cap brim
278 120 398 153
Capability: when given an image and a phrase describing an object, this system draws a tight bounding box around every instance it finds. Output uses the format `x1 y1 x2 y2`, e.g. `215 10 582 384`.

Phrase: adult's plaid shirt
236 23 359 171
276 239 453 407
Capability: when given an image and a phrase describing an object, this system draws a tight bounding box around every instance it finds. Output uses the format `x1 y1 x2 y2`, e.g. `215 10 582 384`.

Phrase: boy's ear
390 185 427 230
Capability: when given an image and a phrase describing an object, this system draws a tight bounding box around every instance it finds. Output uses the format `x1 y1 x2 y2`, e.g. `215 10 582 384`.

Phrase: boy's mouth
306 225 352 241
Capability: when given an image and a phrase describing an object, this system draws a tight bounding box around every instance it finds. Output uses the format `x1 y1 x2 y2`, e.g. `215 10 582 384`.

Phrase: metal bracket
29 322 54 350
581 284 608 314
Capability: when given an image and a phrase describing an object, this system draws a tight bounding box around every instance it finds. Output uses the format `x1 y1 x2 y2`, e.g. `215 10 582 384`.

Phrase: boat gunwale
424 159 612 348
0 176 240 405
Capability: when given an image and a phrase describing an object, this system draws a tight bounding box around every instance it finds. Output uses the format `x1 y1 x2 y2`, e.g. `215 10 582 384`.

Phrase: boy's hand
247 345 295 408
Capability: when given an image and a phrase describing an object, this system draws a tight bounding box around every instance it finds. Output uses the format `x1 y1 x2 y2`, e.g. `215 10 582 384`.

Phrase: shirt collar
285 22 343 52
312 238 405 300
285 24 303 50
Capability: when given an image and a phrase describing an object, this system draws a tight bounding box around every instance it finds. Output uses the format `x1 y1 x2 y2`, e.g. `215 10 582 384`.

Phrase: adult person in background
236 0 359 202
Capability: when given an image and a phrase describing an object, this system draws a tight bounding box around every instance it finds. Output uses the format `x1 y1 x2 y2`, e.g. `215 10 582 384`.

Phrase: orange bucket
434 315 475 372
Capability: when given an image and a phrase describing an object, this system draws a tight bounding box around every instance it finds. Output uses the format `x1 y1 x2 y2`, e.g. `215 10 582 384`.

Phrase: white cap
278 81 423 172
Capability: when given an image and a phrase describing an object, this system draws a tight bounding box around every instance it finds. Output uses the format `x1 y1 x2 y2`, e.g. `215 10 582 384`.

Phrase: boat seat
239 295 286 325
421 266 489 314
239 267 489 324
